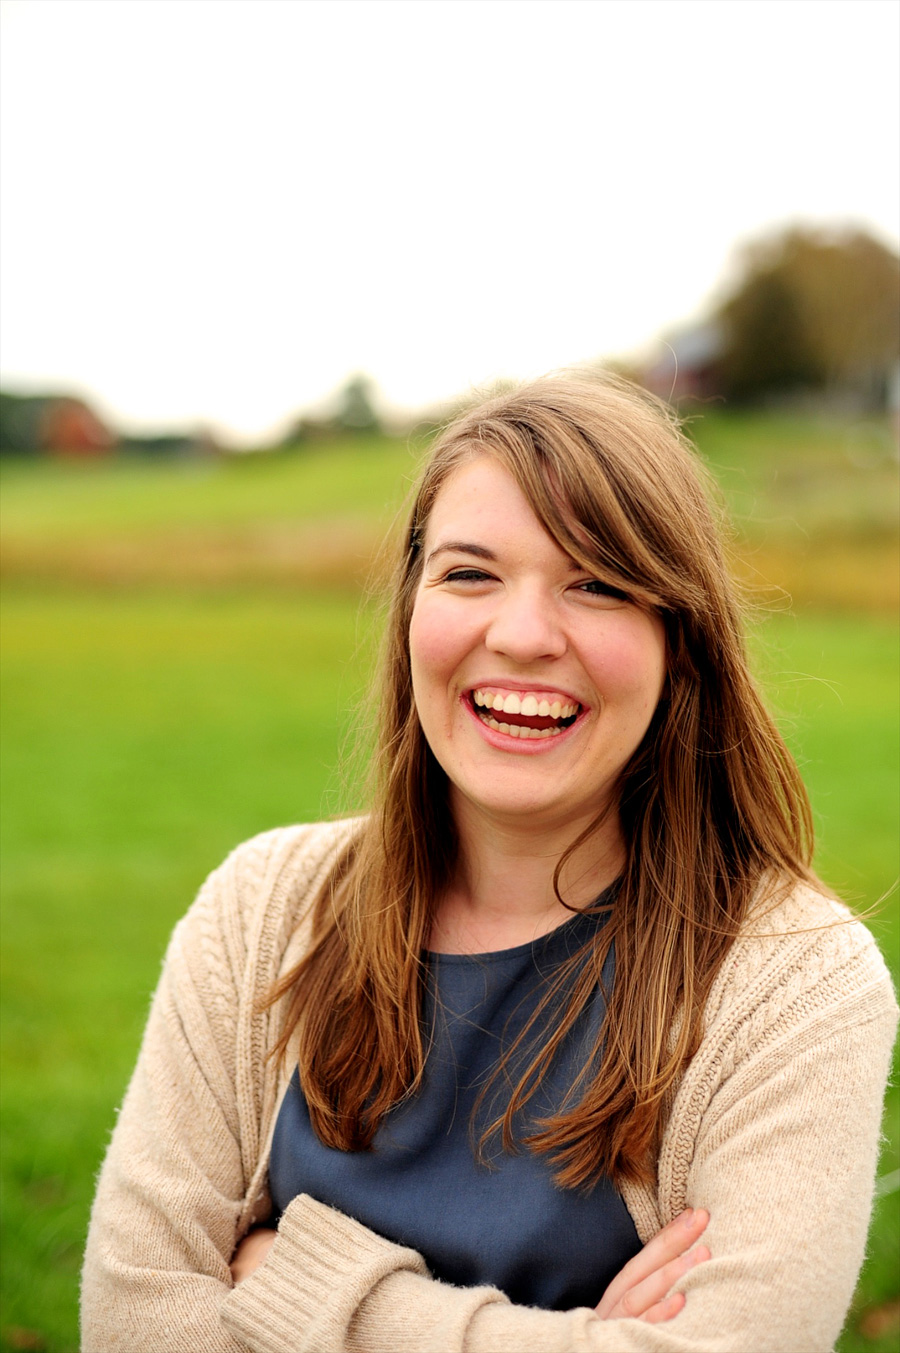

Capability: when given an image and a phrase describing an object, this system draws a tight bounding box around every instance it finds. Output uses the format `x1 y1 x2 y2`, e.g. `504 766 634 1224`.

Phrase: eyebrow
425 542 497 565
425 540 582 573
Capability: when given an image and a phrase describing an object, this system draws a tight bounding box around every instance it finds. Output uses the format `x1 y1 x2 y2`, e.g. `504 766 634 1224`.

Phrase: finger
640 1292 686 1325
617 1244 710 1319
609 1209 708 1301
596 1208 709 1317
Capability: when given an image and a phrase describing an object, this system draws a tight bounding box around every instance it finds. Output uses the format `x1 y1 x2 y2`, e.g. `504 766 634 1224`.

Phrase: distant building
118 428 221 458
0 391 219 458
0 392 115 456
642 323 724 404
41 396 116 457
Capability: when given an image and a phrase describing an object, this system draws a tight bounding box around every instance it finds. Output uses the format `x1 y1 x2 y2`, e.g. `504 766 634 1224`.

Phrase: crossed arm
215 1010 894 1353
229 1206 712 1323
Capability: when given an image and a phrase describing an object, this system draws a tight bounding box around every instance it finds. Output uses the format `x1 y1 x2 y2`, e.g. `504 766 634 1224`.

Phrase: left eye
577 579 629 601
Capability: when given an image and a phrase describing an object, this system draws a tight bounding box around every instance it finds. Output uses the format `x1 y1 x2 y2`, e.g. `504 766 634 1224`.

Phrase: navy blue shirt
269 894 641 1310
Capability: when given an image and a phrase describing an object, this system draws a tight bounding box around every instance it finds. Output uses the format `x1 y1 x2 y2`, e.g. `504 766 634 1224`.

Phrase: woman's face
409 455 667 837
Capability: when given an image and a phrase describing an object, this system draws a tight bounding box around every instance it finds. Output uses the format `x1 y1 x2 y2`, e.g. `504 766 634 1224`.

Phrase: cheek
408 595 467 695
589 616 667 711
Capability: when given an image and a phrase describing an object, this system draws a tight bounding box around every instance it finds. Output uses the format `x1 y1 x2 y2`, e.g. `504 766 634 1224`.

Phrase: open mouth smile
469 687 582 740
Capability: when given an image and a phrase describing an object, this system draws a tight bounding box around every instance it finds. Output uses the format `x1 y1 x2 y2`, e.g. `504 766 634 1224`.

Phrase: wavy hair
267 375 815 1188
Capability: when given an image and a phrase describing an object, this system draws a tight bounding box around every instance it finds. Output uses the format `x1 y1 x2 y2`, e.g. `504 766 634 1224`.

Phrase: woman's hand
596 1207 710 1322
230 1226 277 1284
229 1210 710 1313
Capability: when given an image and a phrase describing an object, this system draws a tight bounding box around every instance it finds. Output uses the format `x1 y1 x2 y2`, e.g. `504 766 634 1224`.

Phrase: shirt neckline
424 880 619 965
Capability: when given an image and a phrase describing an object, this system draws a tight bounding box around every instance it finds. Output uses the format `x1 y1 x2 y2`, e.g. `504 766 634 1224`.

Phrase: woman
82 376 897 1352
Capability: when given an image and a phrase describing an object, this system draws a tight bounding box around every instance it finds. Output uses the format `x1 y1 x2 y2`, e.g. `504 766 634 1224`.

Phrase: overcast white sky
1 0 898 442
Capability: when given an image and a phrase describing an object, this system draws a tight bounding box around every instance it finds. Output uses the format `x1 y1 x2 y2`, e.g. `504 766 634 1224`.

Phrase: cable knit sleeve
80 822 356 1353
219 895 898 1353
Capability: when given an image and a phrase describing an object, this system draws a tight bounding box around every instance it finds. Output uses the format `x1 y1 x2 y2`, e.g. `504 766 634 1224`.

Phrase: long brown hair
268 375 815 1188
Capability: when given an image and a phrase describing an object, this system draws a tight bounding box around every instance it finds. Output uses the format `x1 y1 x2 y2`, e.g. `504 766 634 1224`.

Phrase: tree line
3 225 897 456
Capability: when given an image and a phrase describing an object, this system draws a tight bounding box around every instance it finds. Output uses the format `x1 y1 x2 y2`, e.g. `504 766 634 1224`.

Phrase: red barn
41 397 115 457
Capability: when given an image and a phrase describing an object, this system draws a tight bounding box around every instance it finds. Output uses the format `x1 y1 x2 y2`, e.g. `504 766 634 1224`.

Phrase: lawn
0 587 377 1353
1 413 898 1352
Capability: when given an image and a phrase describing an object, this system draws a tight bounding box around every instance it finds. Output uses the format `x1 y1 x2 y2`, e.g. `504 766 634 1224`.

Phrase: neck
428 798 623 954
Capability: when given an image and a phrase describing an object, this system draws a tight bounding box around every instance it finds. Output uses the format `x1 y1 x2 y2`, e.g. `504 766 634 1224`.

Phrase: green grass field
1 412 898 1352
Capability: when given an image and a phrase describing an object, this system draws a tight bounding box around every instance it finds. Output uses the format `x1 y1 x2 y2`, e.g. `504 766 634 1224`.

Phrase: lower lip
461 697 585 754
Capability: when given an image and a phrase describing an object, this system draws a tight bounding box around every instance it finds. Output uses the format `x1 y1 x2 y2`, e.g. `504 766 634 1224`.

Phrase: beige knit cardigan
82 820 898 1353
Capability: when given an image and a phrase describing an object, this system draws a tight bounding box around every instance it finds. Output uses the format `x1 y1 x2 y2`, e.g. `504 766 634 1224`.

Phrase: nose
484 585 567 664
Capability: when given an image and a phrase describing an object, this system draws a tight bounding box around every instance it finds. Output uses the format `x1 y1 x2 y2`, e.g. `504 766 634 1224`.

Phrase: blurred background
0 1 897 1349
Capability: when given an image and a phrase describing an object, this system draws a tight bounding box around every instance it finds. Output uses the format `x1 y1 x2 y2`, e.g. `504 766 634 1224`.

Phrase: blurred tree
278 416 338 448
716 226 900 408
335 374 381 434
278 375 383 449
0 392 48 455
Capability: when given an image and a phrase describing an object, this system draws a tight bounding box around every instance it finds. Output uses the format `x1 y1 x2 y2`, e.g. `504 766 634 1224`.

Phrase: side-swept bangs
407 377 735 626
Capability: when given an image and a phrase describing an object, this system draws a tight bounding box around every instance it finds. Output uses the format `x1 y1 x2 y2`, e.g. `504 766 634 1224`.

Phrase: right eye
444 568 493 583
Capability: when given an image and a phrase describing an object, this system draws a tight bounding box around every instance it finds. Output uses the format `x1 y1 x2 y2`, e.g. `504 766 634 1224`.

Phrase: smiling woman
81 376 898 1353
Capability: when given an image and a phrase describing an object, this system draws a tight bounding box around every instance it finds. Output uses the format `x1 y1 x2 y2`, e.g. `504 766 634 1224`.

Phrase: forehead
425 456 543 538
423 453 590 562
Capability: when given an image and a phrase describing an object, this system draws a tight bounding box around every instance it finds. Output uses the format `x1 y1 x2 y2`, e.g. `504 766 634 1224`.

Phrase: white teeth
472 688 582 734
473 689 580 715
478 713 567 740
